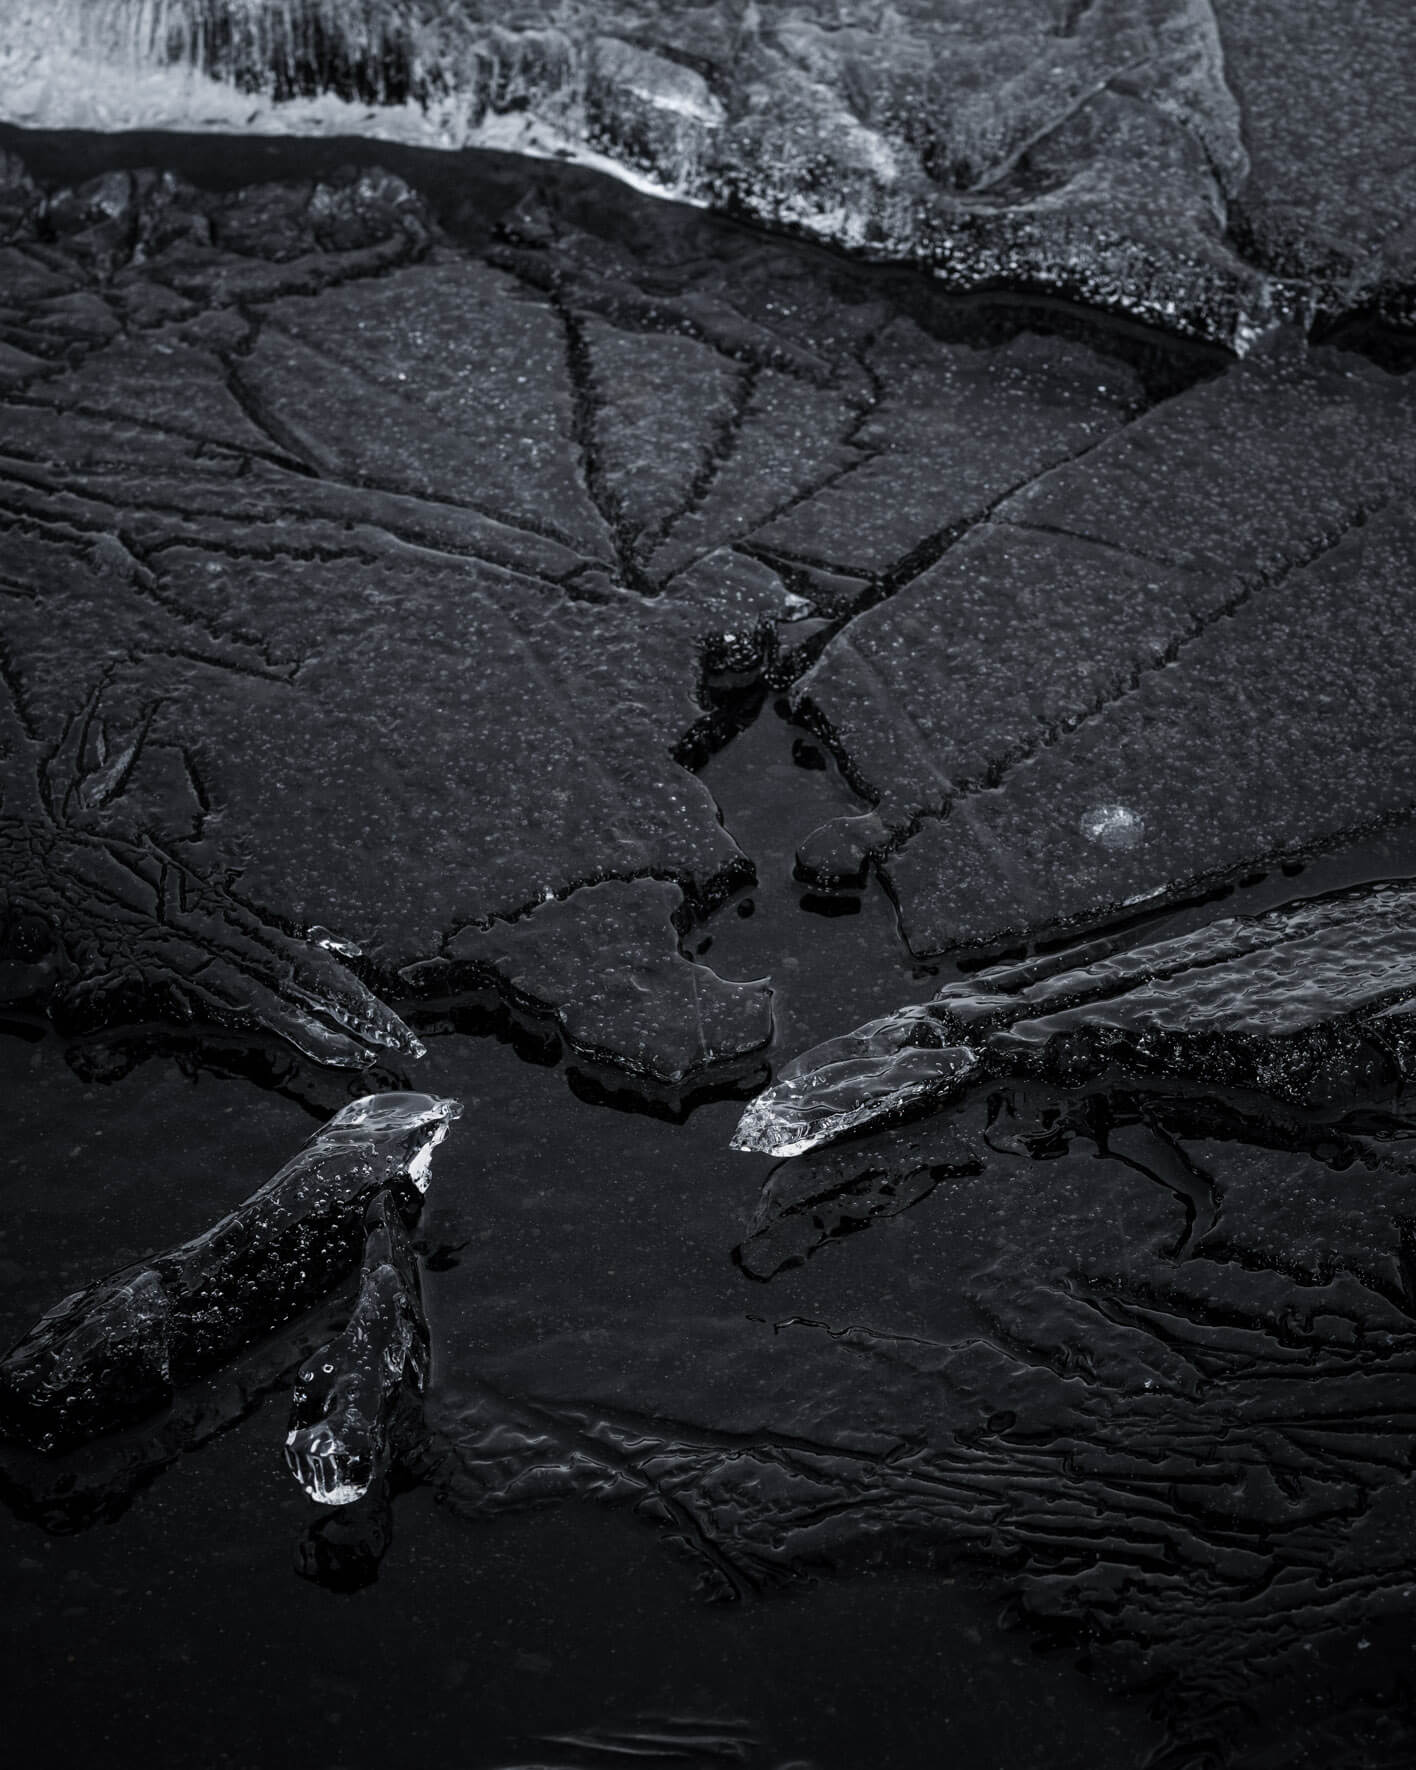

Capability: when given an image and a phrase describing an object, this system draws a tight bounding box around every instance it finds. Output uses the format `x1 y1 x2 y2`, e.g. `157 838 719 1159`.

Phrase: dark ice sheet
3 124 1416 1769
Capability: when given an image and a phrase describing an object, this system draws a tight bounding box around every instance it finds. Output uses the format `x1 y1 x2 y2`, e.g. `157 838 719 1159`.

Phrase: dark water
0 705 1147 1768
0 1042 1156 1770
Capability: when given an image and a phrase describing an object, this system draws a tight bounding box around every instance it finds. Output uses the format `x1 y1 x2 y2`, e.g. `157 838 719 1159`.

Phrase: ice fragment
285 1189 429 1507
0 1092 459 1452
734 882 1416 1156
731 1005 981 1158
308 925 363 958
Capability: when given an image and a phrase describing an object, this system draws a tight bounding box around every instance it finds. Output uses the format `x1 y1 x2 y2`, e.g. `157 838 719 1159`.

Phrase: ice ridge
733 882 1416 1157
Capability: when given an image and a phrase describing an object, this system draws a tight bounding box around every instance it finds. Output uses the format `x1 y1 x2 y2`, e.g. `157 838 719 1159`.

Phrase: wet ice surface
3 2 1415 349
0 1091 456 1452
0 113 1415 1770
734 882 1416 1157
285 1186 430 1508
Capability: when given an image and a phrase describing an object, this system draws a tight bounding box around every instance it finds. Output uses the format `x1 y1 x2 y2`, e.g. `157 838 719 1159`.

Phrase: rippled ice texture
7 0 1413 345
735 882 1416 1156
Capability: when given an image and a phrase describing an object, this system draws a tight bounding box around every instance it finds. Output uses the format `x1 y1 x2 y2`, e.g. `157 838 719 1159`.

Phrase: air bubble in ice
1080 804 1145 850
284 1193 429 1508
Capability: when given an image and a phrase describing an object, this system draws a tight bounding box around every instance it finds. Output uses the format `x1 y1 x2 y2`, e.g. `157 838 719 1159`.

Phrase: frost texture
1 137 1412 1093
421 1065 1416 1760
735 882 1416 1155
0 0 1385 347
285 1188 429 1506
0 1090 458 1452
0 674 425 1069
2 140 1412 1085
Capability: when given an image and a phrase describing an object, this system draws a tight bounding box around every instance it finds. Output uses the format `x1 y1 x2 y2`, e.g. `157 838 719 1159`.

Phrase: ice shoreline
0 0 1317 352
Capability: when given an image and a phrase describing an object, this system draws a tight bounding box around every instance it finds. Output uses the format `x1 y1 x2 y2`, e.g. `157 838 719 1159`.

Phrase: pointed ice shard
731 1004 981 1158
733 883 1416 1158
0 1092 459 1453
285 1189 429 1507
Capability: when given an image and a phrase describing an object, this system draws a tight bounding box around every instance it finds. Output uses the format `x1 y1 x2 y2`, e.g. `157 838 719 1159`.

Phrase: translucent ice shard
0 1092 459 1453
734 883 1416 1157
285 1189 428 1507
731 1005 981 1158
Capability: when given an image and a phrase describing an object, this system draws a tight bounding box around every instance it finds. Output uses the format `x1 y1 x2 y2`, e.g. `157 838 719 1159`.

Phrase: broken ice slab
0 1093 459 1453
793 348 1416 957
0 651 425 1071
285 1189 429 1507
732 882 1416 1157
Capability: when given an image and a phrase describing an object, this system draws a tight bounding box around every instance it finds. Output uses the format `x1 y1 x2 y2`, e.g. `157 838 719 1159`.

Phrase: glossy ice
0 1092 459 1451
731 1006 981 1159
285 1189 429 1506
2 0 1408 348
734 882 1416 1156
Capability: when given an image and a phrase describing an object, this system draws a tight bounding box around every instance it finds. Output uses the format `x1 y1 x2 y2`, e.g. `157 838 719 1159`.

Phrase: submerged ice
733 882 1416 1157
0 1092 459 1453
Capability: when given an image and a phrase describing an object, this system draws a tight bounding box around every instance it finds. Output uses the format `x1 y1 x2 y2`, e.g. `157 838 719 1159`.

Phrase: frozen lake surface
2 7 1416 1764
